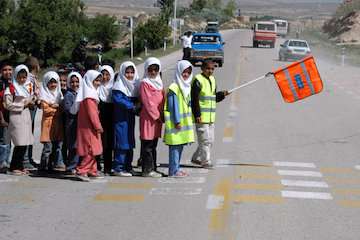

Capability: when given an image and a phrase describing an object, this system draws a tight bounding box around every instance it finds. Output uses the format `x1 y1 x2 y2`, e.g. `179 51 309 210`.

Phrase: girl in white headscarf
112 61 141 177
75 70 103 181
139 57 165 178
38 71 65 172
164 60 194 177
63 72 82 173
98 65 115 174
4 65 35 175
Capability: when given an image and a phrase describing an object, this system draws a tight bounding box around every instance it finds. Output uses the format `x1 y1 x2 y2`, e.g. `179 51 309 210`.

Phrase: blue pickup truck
189 32 225 67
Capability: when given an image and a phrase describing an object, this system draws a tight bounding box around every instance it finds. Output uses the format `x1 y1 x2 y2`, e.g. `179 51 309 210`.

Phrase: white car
279 39 311 61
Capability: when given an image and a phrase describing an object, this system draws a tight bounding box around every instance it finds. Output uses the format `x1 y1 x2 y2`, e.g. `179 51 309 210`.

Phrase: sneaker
112 171 132 177
142 171 162 178
191 159 203 165
75 173 90 182
201 162 214 169
169 170 188 178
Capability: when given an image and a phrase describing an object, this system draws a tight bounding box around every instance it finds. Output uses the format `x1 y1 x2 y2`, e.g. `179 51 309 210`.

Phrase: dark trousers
141 139 158 174
183 47 191 60
24 107 37 169
102 147 113 174
10 146 28 171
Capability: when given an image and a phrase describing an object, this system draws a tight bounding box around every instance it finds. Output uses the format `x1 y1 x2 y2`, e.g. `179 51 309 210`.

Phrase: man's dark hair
201 60 215 69
0 59 12 70
84 56 99 71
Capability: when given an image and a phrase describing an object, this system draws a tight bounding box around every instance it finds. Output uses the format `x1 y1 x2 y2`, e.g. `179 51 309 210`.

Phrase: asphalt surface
1 29 360 240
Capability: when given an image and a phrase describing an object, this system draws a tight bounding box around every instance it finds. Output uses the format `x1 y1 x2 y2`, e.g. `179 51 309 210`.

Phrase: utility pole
130 16 134 59
173 0 177 46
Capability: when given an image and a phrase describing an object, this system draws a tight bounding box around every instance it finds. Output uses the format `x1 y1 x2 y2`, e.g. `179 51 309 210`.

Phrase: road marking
320 167 356 174
238 173 281 180
185 168 209 174
223 137 234 143
338 200 360 208
333 188 360 195
0 195 33 204
277 170 323 177
216 159 231 168
89 179 108 183
158 177 206 184
273 161 316 168
232 194 283 204
325 177 360 184
355 165 360 170
0 178 19 183
108 182 153 189
346 91 354 95
150 187 202 195
94 194 145 202
281 179 329 188
281 191 333 200
223 126 234 143
207 195 225 210
233 183 283 191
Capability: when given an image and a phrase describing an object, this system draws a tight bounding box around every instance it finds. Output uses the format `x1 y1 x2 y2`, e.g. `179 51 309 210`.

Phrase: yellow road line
209 178 232 232
320 167 357 174
325 177 360 184
94 194 145 202
233 183 283 191
107 182 153 189
333 189 360 195
232 194 284 204
0 195 33 204
223 126 234 138
338 200 360 208
238 173 281 180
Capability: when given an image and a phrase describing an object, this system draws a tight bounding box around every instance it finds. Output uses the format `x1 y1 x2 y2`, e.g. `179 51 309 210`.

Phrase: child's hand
195 117 202 124
175 123 181 130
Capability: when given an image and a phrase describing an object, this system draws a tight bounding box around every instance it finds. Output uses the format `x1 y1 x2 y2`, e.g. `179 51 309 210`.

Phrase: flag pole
228 72 273 93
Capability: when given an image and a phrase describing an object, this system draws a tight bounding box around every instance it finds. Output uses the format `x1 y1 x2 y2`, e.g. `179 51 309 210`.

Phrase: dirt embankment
323 11 360 44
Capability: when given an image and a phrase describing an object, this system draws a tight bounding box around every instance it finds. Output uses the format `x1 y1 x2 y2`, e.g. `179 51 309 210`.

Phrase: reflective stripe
284 69 299 101
165 125 194 134
200 107 216 113
200 96 216 101
165 112 193 121
300 62 315 95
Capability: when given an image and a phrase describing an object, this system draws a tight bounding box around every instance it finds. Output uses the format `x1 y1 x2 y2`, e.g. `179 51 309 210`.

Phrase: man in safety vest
191 60 230 168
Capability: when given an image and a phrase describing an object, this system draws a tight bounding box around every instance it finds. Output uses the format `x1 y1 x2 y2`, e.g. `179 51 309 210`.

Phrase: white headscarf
98 65 114 103
142 57 163 90
39 71 63 104
113 61 140 97
70 70 102 114
10 64 31 97
174 60 193 100
67 72 83 92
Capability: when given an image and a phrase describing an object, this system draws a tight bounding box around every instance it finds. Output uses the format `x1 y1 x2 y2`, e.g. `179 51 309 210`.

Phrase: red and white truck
252 21 277 48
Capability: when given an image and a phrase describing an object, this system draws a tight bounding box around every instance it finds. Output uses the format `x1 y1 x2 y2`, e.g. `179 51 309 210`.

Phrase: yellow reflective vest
194 74 216 123
164 83 195 145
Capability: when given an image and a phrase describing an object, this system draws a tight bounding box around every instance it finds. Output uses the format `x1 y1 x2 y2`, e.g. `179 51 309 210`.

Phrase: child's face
70 76 80 92
59 74 67 90
201 62 215 78
1 65 12 81
181 67 192 81
125 66 135 81
93 76 102 89
101 70 111 84
16 72 27 85
147 64 159 79
47 79 58 91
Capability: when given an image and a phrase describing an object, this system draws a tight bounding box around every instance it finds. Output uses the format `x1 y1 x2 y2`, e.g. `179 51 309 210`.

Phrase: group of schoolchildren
0 56 229 181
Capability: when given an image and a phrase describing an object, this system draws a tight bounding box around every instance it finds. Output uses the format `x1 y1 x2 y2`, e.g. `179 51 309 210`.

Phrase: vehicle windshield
276 22 287 27
193 35 221 44
257 24 275 31
289 41 308 47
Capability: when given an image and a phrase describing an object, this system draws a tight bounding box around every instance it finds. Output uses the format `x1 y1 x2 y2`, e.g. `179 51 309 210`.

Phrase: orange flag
273 56 323 103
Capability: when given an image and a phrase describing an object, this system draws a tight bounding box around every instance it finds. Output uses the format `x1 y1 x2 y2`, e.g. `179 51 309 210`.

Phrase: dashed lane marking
325 177 360 184
273 161 316 168
355 165 360 170
216 159 231 168
158 177 206 184
281 191 333 200
232 194 283 204
150 187 202 195
238 173 281 180
338 200 360 208
0 178 20 183
223 126 234 143
277 170 323 178
233 183 283 191
281 179 329 188
94 194 145 202
207 195 225 210
107 182 154 189
0 195 33 204
185 168 209 174
333 188 360 195
320 167 357 174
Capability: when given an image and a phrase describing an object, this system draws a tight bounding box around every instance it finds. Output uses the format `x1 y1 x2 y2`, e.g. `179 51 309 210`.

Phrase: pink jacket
139 82 165 140
76 98 103 156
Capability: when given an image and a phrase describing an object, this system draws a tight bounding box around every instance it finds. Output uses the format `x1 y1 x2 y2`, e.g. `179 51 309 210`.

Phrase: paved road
1 29 360 240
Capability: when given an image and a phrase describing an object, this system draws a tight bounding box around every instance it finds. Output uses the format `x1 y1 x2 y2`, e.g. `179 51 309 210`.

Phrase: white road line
281 191 333 200
277 170 323 177
273 161 316 168
206 194 224 209
150 188 202 195
89 179 109 183
228 111 238 118
223 137 234 143
216 159 231 168
158 177 206 184
185 168 209 174
281 179 329 188
355 165 360 170
0 178 20 183
339 86 345 90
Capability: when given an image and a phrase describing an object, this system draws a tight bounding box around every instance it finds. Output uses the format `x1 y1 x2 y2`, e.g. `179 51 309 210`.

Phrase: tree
223 0 237 17
207 0 222 10
0 0 15 54
13 0 87 65
157 0 174 21
134 17 171 53
190 0 207 11
87 14 120 51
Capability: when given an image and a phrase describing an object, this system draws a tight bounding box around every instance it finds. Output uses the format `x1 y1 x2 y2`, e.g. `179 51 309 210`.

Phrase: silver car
279 39 311 61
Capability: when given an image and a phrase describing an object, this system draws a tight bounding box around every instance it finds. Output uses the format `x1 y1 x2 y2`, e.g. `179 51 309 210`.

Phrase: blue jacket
113 90 137 150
